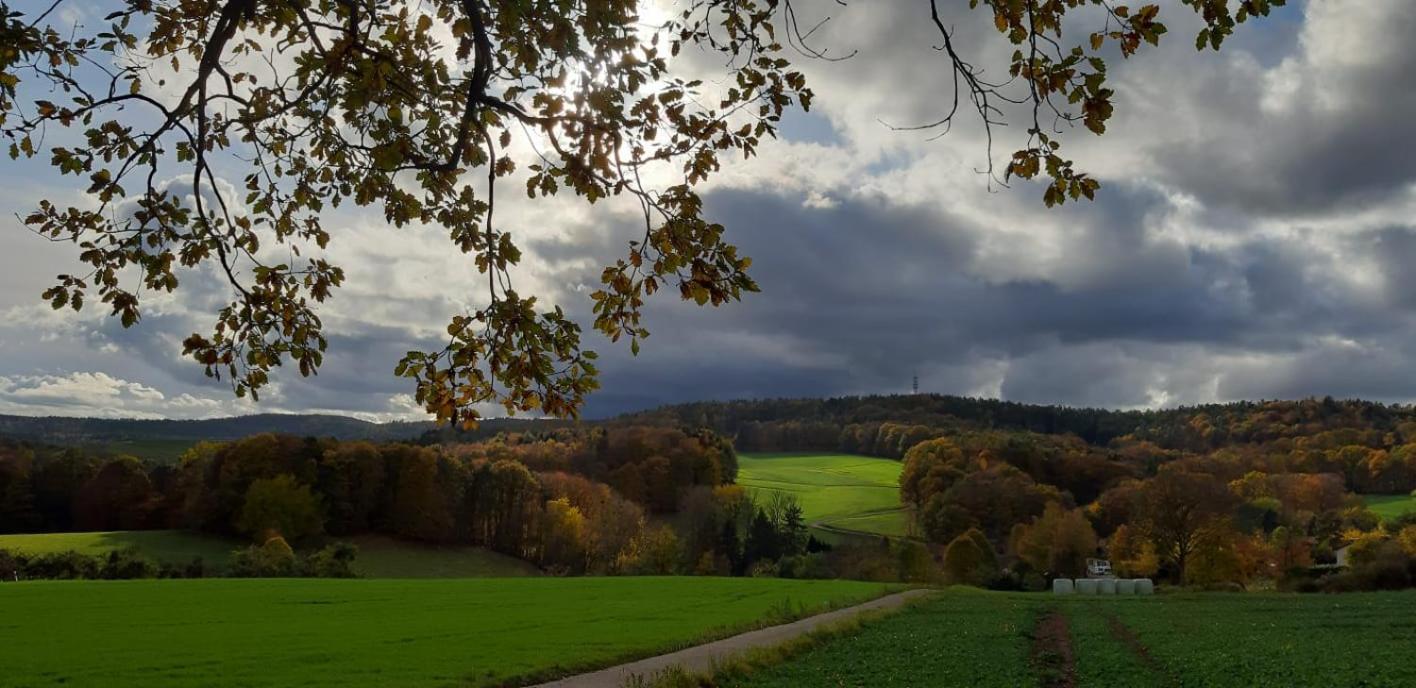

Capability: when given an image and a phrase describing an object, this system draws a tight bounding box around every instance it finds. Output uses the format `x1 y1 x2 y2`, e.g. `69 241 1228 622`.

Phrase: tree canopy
0 0 1282 424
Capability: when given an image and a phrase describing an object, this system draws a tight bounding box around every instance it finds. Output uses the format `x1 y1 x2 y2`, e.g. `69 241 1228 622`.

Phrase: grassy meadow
719 589 1416 687
0 530 541 578
0 530 237 565
0 577 890 688
1363 493 1416 522
736 453 908 537
345 535 540 578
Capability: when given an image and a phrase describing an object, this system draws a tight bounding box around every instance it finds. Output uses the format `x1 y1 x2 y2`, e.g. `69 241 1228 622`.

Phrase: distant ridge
0 413 436 444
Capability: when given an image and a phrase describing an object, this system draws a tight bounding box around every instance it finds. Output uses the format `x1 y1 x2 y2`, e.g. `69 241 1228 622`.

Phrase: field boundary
525 589 934 688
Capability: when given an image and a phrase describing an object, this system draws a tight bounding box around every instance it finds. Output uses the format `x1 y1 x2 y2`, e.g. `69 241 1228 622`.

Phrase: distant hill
615 393 1416 449
8 392 1412 457
0 413 436 445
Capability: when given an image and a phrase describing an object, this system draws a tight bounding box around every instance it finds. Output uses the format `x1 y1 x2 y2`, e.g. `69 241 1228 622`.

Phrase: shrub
1312 543 1415 593
748 560 778 578
98 547 158 580
943 528 998 586
0 548 18 581
24 550 99 580
301 542 359 578
895 540 936 583
230 536 298 577
615 525 680 575
825 541 900 582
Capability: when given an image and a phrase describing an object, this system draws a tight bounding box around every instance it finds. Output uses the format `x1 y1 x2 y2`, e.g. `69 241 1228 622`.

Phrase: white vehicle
1086 558 1114 578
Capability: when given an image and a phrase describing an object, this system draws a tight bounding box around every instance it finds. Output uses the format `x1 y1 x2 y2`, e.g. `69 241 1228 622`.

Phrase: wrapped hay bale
1135 579 1155 595
1076 578 1100 595
1116 579 1137 595
1098 579 1118 595
1052 578 1075 595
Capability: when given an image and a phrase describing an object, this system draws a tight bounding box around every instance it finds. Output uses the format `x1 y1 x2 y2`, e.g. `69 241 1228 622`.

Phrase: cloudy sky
3 0 1415 420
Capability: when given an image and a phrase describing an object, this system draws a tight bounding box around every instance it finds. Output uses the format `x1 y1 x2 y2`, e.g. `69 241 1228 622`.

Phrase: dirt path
1030 610 1077 688
1104 612 1176 687
526 588 933 688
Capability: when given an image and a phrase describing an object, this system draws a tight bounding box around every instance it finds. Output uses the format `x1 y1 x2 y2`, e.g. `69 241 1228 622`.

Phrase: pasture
1363 493 1416 522
0 530 541 578
345 535 540 578
0 530 236 566
0 577 889 688
736 453 908 537
720 589 1416 687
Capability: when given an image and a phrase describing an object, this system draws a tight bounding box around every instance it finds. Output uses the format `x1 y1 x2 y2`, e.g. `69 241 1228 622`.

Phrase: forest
4 394 1416 591
0 425 886 580
632 395 1416 591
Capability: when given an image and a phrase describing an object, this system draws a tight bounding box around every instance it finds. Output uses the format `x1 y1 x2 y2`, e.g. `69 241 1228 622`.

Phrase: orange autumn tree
1010 502 1097 579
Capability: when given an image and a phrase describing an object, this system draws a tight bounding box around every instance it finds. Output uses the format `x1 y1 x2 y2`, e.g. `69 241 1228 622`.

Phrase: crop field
736 453 908 537
722 589 1416 687
0 576 889 688
721 587 1036 687
1363 493 1416 521
0 530 541 578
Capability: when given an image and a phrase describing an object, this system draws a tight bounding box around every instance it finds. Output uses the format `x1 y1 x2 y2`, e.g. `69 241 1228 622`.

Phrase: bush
942 528 998 586
748 560 778 578
1022 572 1048 592
0 548 18 581
775 553 834 579
230 536 298 577
98 547 158 580
1307 544 1415 593
895 540 936 583
825 541 900 582
24 550 100 580
301 541 359 578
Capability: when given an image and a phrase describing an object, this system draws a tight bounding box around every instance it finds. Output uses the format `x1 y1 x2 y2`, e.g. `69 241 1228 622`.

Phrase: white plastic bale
1098 579 1117 595
1052 578 1075 595
1076 578 1100 595
1135 579 1155 595
1116 579 1137 595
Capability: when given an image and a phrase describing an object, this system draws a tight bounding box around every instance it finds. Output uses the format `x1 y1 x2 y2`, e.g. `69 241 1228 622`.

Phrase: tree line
0 426 931 582
630 395 1416 591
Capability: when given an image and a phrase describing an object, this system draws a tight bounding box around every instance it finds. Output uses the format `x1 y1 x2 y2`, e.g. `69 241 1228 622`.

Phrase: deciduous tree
0 0 1281 423
1009 502 1097 579
1133 467 1237 582
235 474 324 541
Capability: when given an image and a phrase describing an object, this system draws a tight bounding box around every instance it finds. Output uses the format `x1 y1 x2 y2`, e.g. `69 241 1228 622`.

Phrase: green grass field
0 530 238 565
723 589 1416 687
0 577 890 688
737 453 908 537
346 535 540 578
1363 493 1416 521
91 438 198 464
0 530 541 578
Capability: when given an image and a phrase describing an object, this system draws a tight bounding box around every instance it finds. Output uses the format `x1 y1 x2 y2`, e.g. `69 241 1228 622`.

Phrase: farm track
1103 612 1177 687
525 589 933 688
811 506 911 536
1030 610 1077 688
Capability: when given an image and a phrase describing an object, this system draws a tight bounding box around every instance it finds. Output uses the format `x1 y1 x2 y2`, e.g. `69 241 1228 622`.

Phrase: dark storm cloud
8 0 1416 419
545 184 1411 416
1126 2 1416 214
